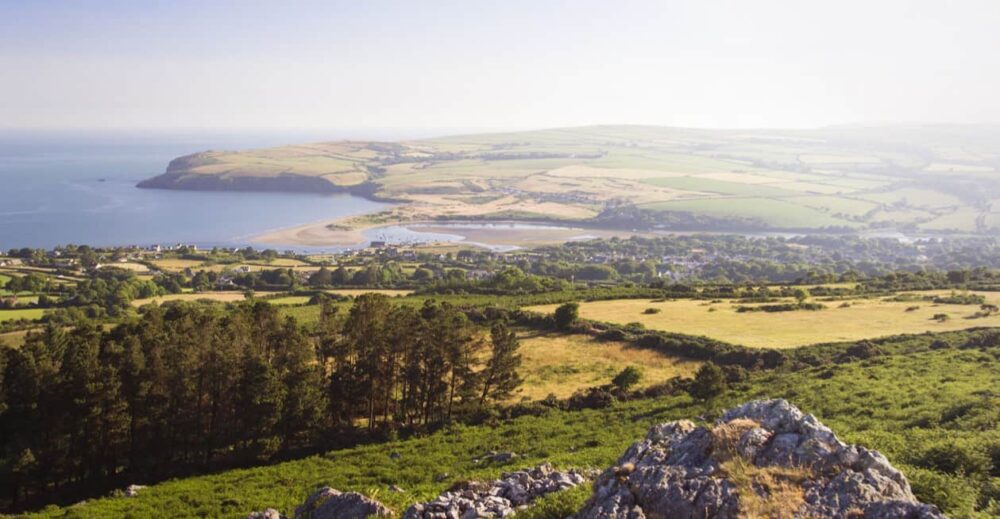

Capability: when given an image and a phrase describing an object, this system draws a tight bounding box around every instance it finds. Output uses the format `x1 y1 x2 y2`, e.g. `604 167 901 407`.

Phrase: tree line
0 294 521 511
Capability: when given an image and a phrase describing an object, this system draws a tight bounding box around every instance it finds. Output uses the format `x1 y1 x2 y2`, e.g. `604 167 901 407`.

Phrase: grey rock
247 509 285 519
294 487 392 519
404 463 590 518
124 484 146 497
574 399 945 519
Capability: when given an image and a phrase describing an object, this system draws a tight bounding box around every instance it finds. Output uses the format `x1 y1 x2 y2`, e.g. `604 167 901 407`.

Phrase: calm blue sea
0 130 392 250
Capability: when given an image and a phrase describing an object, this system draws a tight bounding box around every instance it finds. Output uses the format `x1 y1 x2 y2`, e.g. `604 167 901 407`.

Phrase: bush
553 302 579 330
642 307 661 314
906 465 979 517
688 362 726 400
566 386 617 410
612 366 642 391
916 441 993 477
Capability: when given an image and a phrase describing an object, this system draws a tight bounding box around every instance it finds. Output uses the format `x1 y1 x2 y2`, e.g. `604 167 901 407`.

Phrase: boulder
404 463 590 518
124 484 146 497
294 487 392 519
574 399 945 518
247 509 285 519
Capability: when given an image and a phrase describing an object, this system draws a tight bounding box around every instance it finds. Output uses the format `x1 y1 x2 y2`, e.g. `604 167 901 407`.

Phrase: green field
26 336 999 518
0 308 45 322
528 291 1000 348
637 197 853 228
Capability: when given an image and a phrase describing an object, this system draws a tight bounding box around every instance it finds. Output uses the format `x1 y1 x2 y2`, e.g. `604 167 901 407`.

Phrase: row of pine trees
0 294 522 509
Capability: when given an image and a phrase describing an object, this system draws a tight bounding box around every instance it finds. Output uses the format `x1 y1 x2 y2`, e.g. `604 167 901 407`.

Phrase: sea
0 130 398 251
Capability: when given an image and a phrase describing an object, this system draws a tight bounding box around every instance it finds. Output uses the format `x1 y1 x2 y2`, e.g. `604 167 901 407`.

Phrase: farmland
528 291 1000 348
139 125 1000 246
0 308 46 322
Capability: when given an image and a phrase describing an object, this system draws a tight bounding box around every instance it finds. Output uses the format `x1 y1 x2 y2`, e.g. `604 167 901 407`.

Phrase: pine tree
480 321 523 405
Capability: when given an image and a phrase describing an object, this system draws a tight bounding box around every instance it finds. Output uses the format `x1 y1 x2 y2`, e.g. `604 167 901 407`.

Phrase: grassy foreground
23 333 1000 518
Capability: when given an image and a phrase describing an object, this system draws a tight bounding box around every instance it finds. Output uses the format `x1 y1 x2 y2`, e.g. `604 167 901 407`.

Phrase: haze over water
0 131 390 250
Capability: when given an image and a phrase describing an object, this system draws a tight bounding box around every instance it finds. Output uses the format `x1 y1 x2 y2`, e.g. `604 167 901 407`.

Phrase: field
323 288 413 297
528 291 1000 348
264 295 312 306
130 292 257 307
140 125 1000 244
0 308 46 322
513 331 701 399
150 258 208 271
25 336 999 518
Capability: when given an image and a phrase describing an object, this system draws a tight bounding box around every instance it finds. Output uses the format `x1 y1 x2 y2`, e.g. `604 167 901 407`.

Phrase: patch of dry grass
513 330 701 400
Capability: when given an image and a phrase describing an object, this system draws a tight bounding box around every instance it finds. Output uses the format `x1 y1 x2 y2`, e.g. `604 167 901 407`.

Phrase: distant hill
139 125 1000 234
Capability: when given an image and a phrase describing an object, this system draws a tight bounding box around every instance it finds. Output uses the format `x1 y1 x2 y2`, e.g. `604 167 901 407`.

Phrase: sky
2 0 1000 132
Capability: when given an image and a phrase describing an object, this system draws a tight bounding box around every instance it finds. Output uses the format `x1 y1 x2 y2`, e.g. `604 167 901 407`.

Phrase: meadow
527 291 1000 348
24 332 999 518
512 330 701 399
0 308 46 322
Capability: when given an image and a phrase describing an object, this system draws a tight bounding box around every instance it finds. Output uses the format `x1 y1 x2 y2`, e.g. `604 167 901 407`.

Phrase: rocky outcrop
404 463 589 518
248 487 391 519
294 487 392 519
575 399 944 518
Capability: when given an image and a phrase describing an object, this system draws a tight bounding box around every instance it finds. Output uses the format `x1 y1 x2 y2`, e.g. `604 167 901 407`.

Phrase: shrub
916 441 992 477
612 366 643 391
906 466 979 517
642 307 661 314
553 302 579 330
688 362 726 400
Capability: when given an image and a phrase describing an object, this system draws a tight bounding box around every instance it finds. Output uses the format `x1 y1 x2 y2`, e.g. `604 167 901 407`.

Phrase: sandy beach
252 218 372 247
251 215 646 249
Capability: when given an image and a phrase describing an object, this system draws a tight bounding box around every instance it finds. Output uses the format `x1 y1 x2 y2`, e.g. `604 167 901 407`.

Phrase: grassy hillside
141 125 1000 234
24 332 999 518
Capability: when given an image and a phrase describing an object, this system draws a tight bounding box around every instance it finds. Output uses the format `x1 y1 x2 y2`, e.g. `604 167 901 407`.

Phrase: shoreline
250 215 646 249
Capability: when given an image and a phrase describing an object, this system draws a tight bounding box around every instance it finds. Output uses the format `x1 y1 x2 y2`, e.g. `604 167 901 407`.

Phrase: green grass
638 197 855 228
26 335 1000 518
861 188 963 209
790 195 879 217
641 176 796 197
0 308 45 322
263 295 312 306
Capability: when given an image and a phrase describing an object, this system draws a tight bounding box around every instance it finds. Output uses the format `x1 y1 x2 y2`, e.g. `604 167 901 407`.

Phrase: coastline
250 215 645 249
251 216 378 247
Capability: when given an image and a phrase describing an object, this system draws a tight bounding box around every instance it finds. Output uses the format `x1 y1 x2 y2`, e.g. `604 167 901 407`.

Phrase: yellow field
323 289 413 297
150 258 207 271
101 262 150 272
527 291 1000 349
130 292 268 307
0 329 30 348
513 330 701 400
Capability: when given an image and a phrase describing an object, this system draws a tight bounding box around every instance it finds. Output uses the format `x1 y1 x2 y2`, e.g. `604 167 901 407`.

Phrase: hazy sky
2 0 1000 131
